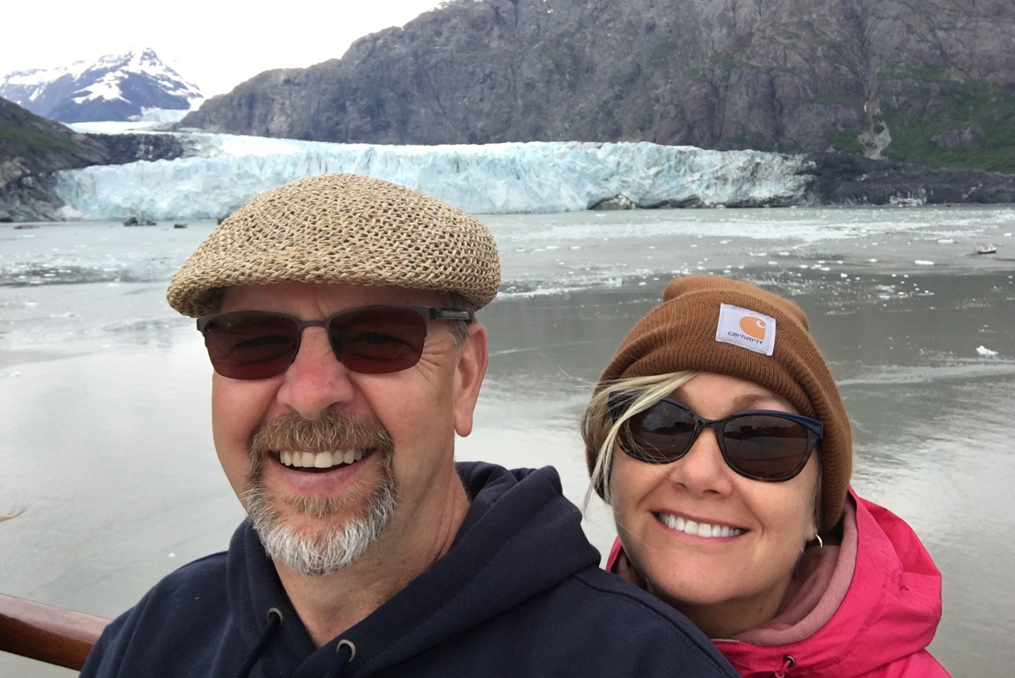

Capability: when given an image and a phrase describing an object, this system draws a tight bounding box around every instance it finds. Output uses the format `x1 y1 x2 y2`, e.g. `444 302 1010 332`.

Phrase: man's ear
452 322 489 437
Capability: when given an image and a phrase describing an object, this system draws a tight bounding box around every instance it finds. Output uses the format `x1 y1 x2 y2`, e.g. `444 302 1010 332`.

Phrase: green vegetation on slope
0 118 79 155
878 77 1015 174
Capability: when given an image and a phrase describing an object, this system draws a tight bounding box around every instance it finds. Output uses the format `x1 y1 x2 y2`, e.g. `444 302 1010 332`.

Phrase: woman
582 276 949 677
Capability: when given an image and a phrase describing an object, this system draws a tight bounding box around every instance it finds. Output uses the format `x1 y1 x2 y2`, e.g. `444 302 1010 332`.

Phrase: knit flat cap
167 173 501 316
593 275 852 532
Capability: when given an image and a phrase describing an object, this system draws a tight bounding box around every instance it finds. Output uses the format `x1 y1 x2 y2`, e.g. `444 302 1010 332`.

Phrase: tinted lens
202 313 300 380
328 306 427 374
722 415 812 480
622 400 698 463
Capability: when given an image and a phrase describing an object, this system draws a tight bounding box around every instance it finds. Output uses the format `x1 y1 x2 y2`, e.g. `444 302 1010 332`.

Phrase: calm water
1 207 1014 676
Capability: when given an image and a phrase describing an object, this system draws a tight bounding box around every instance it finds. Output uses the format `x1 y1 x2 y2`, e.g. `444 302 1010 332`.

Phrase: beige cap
166 173 501 317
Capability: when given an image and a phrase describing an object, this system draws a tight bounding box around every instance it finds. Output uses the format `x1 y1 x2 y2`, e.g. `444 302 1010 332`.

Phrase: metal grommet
337 639 356 662
783 655 796 668
266 607 284 625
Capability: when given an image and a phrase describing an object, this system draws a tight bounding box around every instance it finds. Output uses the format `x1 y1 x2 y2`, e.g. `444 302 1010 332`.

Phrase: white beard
245 460 398 577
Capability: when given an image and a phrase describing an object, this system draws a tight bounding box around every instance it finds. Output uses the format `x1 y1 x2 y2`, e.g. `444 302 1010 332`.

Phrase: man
81 173 737 678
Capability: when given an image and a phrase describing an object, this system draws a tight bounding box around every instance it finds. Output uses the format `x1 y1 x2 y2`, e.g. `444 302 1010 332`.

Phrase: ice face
53 134 810 220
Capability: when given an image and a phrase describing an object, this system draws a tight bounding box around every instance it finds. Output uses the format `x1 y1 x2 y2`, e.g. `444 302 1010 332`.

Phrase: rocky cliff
180 0 1015 173
0 97 183 221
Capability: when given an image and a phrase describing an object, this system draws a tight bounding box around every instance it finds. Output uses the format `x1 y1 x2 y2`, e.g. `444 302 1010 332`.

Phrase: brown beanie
591 275 851 532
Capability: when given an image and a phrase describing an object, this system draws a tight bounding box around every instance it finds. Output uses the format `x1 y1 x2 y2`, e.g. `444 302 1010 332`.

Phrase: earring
802 534 824 558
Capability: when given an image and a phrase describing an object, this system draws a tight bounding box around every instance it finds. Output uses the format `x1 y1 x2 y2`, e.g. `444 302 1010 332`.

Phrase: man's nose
666 427 733 497
275 327 356 419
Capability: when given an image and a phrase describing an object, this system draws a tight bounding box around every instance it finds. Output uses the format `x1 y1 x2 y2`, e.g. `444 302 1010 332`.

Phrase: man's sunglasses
197 305 474 380
609 392 823 482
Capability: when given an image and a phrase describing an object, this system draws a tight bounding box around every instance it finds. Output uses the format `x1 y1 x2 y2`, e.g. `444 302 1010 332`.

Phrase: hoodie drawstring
775 655 796 678
324 640 355 678
235 608 284 678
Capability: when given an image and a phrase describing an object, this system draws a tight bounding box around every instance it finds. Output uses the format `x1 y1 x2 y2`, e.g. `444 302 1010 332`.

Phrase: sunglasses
197 305 474 380
609 392 823 481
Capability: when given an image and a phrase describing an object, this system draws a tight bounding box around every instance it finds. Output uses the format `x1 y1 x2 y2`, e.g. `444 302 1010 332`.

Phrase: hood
715 490 944 677
226 462 602 676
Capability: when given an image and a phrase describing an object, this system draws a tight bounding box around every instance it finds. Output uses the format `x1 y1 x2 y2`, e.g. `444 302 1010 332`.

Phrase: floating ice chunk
914 260 934 266
976 346 999 357
937 239 954 244
868 259 878 263
840 273 848 278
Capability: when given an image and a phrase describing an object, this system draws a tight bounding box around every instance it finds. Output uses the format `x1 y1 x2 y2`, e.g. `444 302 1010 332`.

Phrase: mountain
180 0 1015 173
1 48 202 123
0 97 183 221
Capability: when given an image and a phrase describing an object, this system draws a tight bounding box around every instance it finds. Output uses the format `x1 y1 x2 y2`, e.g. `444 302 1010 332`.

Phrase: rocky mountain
0 97 183 221
1 47 202 123
180 0 1015 173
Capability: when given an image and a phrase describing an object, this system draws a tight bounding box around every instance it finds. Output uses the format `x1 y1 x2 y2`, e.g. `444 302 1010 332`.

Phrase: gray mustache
249 411 394 460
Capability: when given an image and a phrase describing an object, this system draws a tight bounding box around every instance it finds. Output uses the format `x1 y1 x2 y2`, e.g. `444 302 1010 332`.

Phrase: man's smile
273 448 372 471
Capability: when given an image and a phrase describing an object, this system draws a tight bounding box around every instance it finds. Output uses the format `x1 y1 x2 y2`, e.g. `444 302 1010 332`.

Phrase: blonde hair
581 371 697 509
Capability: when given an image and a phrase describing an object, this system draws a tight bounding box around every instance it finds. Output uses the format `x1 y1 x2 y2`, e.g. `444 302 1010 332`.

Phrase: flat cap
167 173 501 316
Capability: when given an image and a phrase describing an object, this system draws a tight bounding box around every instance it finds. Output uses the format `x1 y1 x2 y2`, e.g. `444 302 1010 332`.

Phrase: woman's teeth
279 449 364 469
657 512 744 538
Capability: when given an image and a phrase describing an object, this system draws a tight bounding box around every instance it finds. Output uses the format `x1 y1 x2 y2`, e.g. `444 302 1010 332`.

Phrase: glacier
53 133 811 219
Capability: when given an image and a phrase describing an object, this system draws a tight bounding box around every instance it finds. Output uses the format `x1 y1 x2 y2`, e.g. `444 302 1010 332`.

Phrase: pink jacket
607 490 950 677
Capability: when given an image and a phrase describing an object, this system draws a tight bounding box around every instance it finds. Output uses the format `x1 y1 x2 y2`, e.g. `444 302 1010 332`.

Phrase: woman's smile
653 511 748 539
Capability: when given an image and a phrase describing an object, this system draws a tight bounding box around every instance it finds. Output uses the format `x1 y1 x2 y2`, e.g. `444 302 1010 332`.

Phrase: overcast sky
0 0 446 97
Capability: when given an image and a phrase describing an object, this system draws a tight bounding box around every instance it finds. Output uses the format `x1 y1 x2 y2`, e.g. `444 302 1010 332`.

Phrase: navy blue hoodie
82 463 737 678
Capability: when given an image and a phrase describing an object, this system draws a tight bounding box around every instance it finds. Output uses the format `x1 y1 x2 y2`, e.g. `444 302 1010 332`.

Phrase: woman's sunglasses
197 305 474 380
609 392 823 481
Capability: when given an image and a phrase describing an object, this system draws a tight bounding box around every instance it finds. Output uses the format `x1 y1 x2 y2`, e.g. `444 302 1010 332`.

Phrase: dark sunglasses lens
723 415 811 479
623 401 697 463
203 314 299 380
328 307 427 374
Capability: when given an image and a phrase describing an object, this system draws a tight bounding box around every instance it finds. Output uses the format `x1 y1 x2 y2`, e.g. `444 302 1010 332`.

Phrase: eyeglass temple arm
431 308 475 322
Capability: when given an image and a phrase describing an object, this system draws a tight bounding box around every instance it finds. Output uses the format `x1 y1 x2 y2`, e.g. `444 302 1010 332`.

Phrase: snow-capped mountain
0 47 202 123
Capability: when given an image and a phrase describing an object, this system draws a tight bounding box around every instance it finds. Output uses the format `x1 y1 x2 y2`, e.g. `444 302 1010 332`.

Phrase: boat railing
0 593 111 670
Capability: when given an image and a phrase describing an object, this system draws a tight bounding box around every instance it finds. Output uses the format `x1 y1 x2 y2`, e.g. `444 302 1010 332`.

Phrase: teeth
278 450 366 469
658 513 744 539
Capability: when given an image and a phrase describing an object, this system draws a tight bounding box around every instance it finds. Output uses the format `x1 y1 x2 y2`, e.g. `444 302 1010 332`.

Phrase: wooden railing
0 593 111 670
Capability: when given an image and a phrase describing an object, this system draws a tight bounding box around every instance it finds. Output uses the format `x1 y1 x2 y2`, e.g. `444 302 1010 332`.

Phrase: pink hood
608 490 950 677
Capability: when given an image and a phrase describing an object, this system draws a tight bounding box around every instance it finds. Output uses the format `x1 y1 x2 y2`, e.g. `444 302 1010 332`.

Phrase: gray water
2 207 1014 676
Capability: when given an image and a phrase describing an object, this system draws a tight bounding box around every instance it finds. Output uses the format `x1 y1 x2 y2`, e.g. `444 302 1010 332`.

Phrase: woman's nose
666 427 733 497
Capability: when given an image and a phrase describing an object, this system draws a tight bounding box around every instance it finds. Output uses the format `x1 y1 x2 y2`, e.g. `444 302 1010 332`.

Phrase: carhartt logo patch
716 304 776 356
